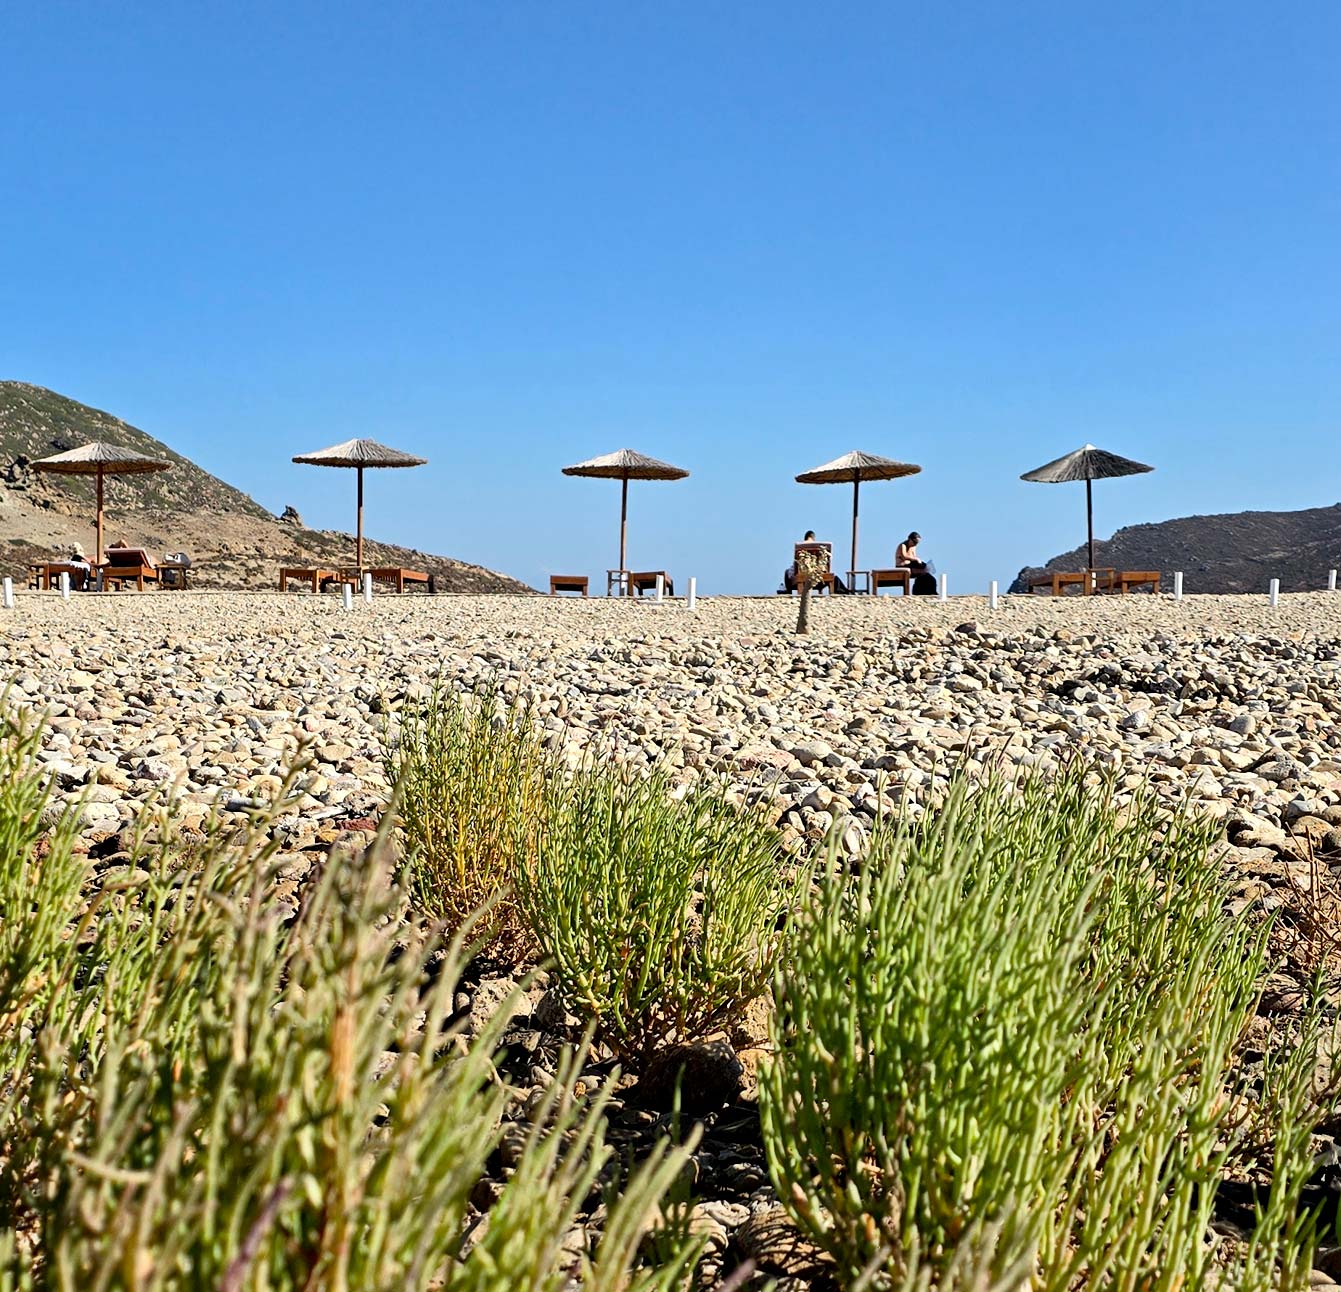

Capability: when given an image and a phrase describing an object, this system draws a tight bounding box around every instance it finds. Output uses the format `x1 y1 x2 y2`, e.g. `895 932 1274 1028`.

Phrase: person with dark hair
896 531 937 594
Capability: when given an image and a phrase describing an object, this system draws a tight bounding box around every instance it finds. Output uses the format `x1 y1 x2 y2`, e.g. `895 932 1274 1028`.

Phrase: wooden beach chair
100 546 159 590
549 575 589 596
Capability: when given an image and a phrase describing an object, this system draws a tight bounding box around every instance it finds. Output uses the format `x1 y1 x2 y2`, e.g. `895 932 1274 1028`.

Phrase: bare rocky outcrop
1013 502 1341 594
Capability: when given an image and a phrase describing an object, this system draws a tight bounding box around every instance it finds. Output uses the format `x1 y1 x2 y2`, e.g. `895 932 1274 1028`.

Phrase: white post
59 572 70 601
342 583 353 611
1330 569 1338 592
988 580 999 610
654 573 664 603
362 573 373 603
1173 571 1183 601
686 577 696 610
1 578 12 610
938 573 948 602
1269 578 1280 608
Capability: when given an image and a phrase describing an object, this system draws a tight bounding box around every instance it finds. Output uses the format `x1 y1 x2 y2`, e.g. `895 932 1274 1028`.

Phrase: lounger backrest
107 547 154 567
794 542 831 572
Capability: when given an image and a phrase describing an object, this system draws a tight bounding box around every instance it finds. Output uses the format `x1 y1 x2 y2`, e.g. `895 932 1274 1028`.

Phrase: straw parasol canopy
31 441 171 564
561 449 689 576
1020 443 1154 572
795 450 922 580
292 437 427 571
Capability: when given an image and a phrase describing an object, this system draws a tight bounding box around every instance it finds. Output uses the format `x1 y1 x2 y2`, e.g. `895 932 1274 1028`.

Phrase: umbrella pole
1086 477 1094 577
95 467 104 566
619 475 629 577
357 466 364 572
850 476 860 584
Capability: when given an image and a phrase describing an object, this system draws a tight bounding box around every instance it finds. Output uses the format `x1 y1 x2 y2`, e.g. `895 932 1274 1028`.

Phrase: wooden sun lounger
362 567 434 593
28 561 93 591
102 564 158 591
101 548 160 590
1113 570 1160 594
550 575 589 596
869 568 912 595
1028 569 1116 596
279 567 342 592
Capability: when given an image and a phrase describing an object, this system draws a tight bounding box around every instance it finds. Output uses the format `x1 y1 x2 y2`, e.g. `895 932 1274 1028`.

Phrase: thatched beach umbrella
1020 443 1154 572
31 441 171 564
292 438 427 571
795 450 922 580
561 448 689 575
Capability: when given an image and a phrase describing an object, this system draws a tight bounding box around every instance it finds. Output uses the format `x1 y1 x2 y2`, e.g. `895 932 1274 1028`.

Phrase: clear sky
3 2 1338 593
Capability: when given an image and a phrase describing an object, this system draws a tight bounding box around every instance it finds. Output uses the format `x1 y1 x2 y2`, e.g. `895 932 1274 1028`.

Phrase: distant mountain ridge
0 382 532 592
1011 503 1341 594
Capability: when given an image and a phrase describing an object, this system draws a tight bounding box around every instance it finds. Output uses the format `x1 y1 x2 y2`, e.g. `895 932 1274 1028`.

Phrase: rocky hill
0 382 532 592
1011 503 1341 594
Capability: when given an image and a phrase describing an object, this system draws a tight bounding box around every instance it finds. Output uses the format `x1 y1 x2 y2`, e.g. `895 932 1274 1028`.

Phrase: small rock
637 1039 744 1115
733 1208 833 1280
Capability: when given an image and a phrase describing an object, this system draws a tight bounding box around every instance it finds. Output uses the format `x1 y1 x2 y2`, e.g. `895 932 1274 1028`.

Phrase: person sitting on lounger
784 531 848 594
107 539 154 565
65 543 93 591
895 532 926 572
895 531 938 595
783 531 816 592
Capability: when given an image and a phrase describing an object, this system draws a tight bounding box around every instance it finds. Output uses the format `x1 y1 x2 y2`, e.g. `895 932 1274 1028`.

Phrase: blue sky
3 2 1338 593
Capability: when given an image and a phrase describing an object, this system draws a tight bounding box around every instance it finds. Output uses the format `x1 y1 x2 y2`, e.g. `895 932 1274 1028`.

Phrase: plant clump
515 767 800 1069
385 681 552 952
760 767 1332 1290
0 712 699 1291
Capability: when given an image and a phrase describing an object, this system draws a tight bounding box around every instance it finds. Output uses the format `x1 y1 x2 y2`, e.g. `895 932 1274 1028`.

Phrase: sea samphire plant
385 680 552 951
515 766 800 1068
0 708 700 1291
760 765 1329 1290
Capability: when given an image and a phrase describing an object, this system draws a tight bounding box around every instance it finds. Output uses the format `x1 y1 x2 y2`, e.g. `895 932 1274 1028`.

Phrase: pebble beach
7 591 1341 866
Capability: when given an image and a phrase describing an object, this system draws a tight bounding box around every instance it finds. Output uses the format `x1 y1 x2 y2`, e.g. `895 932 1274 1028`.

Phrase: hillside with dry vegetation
0 381 532 592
